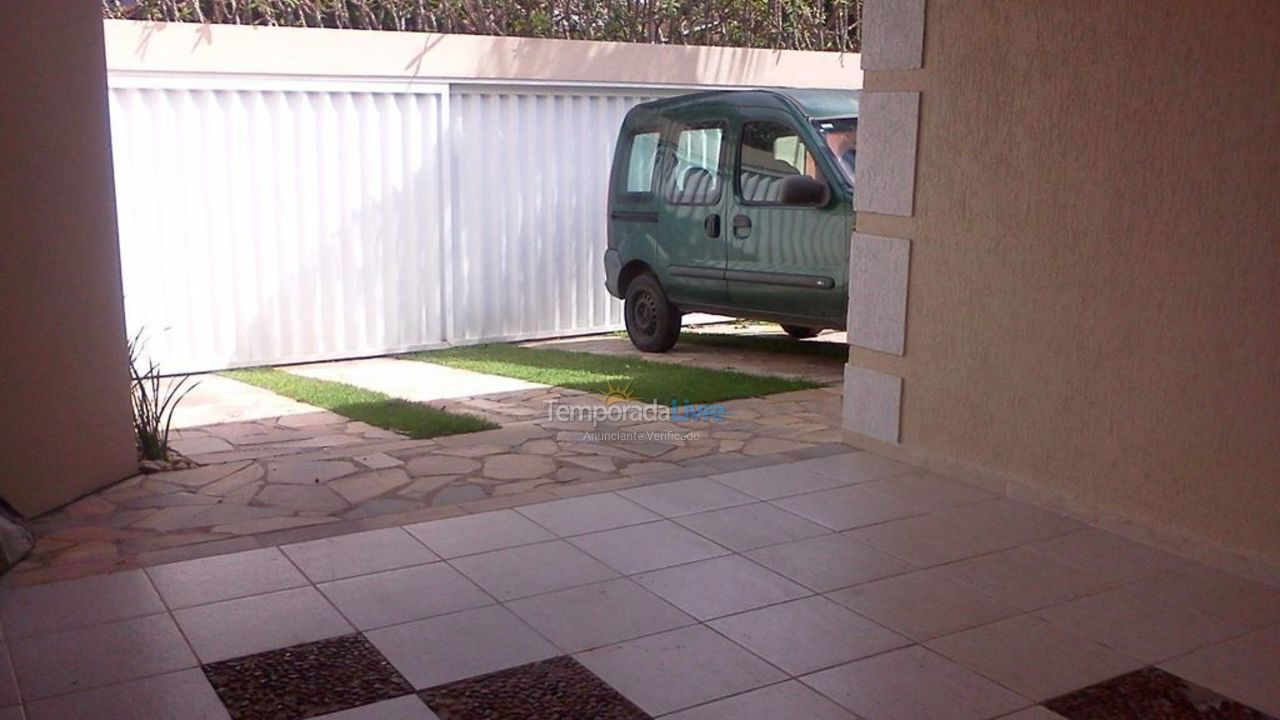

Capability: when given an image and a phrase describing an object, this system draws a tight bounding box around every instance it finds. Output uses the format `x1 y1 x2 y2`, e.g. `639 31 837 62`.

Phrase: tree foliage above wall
103 0 861 52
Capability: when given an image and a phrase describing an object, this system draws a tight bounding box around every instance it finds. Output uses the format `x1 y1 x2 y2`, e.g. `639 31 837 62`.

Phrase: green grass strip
221 367 497 439
404 344 820 405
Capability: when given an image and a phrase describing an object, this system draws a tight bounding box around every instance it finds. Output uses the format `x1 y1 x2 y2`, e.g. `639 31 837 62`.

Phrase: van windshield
812 117 857 185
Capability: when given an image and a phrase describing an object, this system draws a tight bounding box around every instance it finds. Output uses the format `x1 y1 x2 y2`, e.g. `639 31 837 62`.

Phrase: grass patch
221 368 497 439
679 330 848 360
404 344 820 404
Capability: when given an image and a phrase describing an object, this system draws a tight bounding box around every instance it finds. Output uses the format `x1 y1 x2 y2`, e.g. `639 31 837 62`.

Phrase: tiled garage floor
1 451 1277 719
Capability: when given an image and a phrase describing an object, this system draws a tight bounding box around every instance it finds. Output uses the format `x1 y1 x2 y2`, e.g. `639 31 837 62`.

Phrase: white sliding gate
447 89 657 344
109 75 660 373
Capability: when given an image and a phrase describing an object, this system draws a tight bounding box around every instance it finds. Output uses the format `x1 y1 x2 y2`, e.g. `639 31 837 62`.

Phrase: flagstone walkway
9 332 848 587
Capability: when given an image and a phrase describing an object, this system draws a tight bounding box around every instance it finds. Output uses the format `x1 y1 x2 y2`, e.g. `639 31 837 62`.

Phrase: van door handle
732 214 752 238
704 214 721 238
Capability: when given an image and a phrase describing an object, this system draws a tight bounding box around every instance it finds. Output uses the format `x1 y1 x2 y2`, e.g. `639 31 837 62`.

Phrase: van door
724 113 851 324
655 113 729 309
608 112 664 295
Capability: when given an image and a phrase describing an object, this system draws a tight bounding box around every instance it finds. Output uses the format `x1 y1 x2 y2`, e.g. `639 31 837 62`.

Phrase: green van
605 88 858 352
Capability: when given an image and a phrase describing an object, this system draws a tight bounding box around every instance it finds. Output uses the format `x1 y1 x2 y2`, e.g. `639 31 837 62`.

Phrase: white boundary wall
104 21 860 372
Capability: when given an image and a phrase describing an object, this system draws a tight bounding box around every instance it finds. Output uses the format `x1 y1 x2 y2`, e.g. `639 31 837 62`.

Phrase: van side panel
722 105 852 324
652 105 732 309
606 107 665 297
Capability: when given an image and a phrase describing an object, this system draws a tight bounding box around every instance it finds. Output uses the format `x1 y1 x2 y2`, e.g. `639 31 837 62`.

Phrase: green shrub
103 0 861 52
128 331 199 461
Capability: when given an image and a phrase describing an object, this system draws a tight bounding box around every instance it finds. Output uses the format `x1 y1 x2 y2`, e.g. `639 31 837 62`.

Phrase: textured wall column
0 0 137 515
842 0 926 444
844 0 1280 566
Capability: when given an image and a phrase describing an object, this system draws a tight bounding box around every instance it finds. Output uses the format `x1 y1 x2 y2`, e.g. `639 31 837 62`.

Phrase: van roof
635 88 859 120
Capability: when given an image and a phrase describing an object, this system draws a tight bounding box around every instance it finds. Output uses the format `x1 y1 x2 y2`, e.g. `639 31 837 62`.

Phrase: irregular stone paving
9 331 849 587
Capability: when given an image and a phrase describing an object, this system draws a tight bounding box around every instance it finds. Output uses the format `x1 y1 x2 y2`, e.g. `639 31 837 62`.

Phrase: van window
666 122 724 205
624 131 661 194
738 121 820 204
813 117 857 184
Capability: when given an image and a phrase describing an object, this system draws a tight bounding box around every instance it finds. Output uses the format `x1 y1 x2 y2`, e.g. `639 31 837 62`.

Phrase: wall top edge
103 20 862 90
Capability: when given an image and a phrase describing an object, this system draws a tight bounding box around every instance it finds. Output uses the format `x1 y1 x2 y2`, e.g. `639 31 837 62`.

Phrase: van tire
625 274 681 353
782 324 820 339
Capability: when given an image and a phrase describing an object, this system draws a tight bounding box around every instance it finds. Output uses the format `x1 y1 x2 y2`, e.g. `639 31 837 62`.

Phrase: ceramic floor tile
946 499 1086 540
1160 624 1280 717
174 586 354 663
146 547 309 609
318 563 493 630
709 596 908 675
0 569 165 638
848 499 1085 567
281 528 439 583
514 494 661 536
1024 529 1190 583
419 656 648 719
858 472 998 512
1140 565 1280 630
792 451 916 484
575 625 784 716
619 478 756 517
0 641 18 707
24 669 229 720
928 615 1145 702
1044 666 1274 719
675 502 830 552
1036 584 1248 663
568 520 728 574
366 605 558 689
10 613 197 700
772 484 925 531
404 509 555 559
934 547 1120 611
998 707 1069 720
663 680 859 720
449 540 619 601
314 696 439 720
506 578 693 652
844 512 994 568
204 634 412 720
828 568 1021 641
633 554 810 620
746 534 915 592
801 645 1028 720
710 465 852 500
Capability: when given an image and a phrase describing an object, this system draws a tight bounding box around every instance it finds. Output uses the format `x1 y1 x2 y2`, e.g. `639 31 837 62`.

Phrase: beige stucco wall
104 20 861 88
0 2 137 516
850 0 1280 561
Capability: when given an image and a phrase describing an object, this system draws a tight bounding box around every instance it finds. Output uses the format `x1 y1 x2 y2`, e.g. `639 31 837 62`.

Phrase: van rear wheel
625 274 681 353
782 324 820 339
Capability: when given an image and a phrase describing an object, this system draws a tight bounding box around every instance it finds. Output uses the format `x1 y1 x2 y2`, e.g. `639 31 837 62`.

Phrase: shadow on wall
404 31 798 85
118 19 854 88
400 30 843 85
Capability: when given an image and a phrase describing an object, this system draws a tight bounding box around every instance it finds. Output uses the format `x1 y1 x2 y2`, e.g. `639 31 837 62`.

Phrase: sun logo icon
601 380 637 405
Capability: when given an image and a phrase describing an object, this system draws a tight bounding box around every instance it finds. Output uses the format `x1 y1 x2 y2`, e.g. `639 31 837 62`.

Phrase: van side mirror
778 175 830 206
